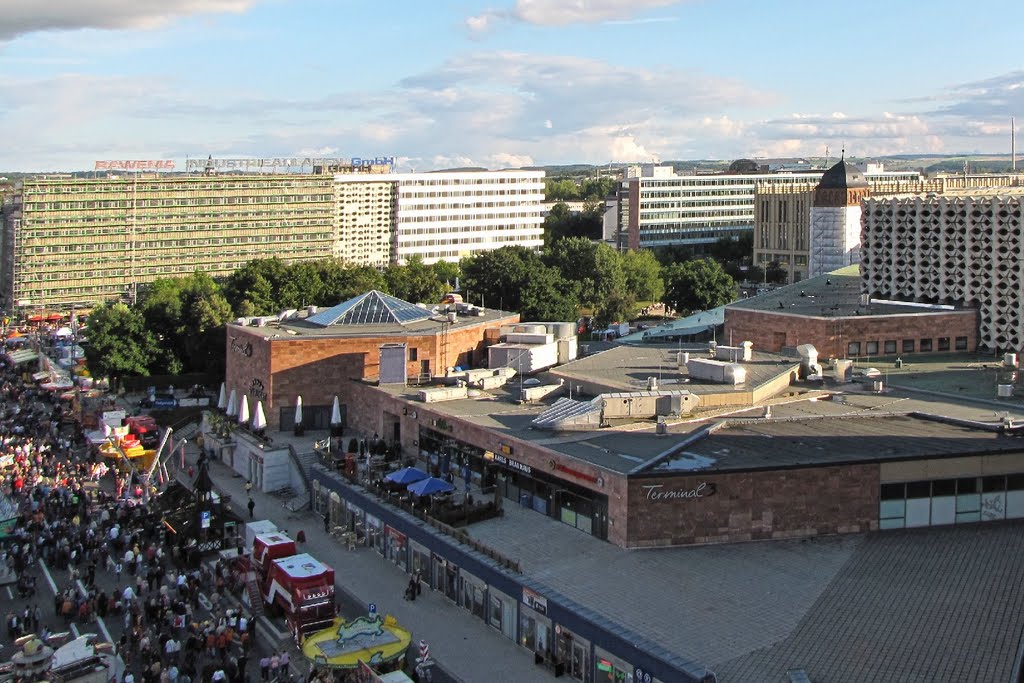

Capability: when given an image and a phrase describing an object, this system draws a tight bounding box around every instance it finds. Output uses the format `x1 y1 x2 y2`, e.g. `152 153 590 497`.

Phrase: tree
594 289 638 329
431 260 461 290
318 261 387 303
663 258 737 317
543 202 603 245
621 249 664 303
223 258 289 315
520 267 580 321
460 246 545 313
544 178 580 201
137 271 234 375
82 303 158 383
385 256 447 304
278 262 325 309
764 261 788 285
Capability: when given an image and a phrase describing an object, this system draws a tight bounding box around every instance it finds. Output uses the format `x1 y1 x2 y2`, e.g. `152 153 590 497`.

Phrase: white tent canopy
226 389 238 417
330 396 342 425
294 395 303 425
217 383 227 410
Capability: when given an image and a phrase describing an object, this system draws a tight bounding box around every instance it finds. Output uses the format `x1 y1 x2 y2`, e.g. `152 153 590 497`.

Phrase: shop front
410 540 431 580
418 426 610 540
594 647 632 683
555 624 591 683
520 587 552 659
488 586 517 641
365 514 384 555
459 569 488 622
385 525 408 571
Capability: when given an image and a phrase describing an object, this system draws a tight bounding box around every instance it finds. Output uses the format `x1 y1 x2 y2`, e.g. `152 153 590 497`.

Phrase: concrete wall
626 463 879 547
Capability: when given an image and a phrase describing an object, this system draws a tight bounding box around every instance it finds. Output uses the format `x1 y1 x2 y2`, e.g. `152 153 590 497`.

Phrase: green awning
7 349 38 365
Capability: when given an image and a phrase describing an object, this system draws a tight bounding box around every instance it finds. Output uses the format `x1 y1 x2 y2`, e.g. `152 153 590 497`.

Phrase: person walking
247 497 255 519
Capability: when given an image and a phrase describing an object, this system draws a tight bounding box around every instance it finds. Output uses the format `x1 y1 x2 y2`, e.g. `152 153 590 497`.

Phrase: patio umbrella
407 477 455 497
330 396 342 425
294 395 303 427
252 400 267 432
226 389 238 417
217 383 227 411
237 394 250 425
385 467 429 485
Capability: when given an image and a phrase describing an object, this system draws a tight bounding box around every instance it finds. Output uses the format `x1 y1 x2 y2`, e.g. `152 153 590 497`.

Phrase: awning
32 371 50 382
7 349 38 365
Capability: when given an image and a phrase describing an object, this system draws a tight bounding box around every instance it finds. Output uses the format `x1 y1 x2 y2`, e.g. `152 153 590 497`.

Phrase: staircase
295 449 319 478
244 579 264 616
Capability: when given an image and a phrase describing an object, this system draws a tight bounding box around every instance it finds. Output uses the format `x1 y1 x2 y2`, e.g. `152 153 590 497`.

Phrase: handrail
286 443 313 505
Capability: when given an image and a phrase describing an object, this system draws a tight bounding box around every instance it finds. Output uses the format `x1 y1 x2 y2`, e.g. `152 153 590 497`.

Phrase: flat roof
548 344 799 396
726 265 974 318
273 552 330 578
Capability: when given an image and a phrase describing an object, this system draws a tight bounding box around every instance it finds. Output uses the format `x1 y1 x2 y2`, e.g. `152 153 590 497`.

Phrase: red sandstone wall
724 308 978 358
627 464 880 547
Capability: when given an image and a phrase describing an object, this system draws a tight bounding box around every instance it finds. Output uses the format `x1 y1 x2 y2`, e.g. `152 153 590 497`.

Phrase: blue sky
1 0 1022 171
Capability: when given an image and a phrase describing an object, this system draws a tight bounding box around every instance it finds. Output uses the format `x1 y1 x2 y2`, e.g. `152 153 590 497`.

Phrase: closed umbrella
407 477 455 497
237 394 250 425
385 467 429 485
252 400 267 432
226 389 238 417
217 383 227 411
330 396 342 425
294 395 304 435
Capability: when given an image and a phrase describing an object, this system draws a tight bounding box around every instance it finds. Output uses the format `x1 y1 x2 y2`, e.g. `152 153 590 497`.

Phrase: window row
847 336 969 356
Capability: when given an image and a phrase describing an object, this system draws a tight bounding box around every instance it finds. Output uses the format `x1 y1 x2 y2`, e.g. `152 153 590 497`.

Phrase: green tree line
84 237 745 383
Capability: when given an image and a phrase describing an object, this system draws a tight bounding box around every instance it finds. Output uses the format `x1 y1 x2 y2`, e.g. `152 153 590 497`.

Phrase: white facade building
392 171 544 264
862 193 1024 352
809 159 871 278
614 162 918 252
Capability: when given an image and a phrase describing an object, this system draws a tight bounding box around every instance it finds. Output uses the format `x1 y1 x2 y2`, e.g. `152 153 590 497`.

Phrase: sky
1 0 1022 172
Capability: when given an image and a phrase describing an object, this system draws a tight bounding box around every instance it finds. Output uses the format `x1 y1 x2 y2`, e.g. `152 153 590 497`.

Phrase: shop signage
432 418 453 433
387 526 406 542
555 463 598 484
230 336 253 357
184 156 395 171
641 482 717 501
200 510 211 529
493 453 531 475
522 587 547 615
249 378 267 401
634 667 652 683
94 159 175 171
499 443 513 456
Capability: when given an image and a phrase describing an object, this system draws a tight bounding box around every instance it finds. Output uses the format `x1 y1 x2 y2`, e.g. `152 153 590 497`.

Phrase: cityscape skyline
0 0 1022 172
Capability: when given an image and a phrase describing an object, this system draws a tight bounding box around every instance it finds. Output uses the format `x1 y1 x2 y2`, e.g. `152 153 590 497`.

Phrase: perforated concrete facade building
861 193 1024 352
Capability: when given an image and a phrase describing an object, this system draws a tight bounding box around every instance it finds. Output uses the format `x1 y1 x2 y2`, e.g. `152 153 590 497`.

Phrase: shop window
982 475 1007 493
865 341 879 355
956 478 978 494
884 340 897 354
906 481 930 499
919 338 933 352
847 341 861 356
902 339 915 353
955 336 968 350
881 483 905 499
1008 474 1024 491
937 337 950 351
931 479 956 496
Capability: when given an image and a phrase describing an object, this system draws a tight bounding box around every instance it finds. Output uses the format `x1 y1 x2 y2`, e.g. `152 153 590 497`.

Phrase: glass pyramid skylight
306 290 433 327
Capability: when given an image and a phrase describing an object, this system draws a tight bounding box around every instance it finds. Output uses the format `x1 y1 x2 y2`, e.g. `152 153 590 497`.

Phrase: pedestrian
259 655 270 682
323 514 330 533
269 652 281 682
245 480 252 495
247 497 255 519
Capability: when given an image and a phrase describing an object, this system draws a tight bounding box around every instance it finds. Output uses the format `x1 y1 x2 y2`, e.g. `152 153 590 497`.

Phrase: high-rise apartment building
862 192 1024 352
1 169 545 311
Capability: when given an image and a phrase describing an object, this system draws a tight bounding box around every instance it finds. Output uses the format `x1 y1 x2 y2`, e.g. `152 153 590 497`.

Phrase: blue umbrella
385 467 429 485
407 476 455 497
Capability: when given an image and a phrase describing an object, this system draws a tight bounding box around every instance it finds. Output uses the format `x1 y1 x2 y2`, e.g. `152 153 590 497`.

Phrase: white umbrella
330 396 342 425
252 400 267 431
237 394 250 425
294 395 303 427
226 389 238 417
217 383 227 410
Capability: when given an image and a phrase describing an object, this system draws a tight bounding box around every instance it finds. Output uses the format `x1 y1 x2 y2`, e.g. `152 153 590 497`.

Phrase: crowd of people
0 356 260 683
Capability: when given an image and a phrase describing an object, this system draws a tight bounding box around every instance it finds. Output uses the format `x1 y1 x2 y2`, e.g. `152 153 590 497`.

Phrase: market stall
302 615 412 672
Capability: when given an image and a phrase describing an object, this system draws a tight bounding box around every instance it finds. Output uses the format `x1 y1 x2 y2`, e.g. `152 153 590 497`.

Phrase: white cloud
467 0 681 33
0 0 265 41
